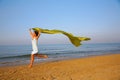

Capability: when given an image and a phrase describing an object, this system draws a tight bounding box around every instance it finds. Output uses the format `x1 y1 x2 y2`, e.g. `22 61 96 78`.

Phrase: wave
0 48 120 59
0 54 31 59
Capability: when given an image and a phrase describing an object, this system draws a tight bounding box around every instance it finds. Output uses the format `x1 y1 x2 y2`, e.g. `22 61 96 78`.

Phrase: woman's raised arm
37 31 41 39
29 28 34 39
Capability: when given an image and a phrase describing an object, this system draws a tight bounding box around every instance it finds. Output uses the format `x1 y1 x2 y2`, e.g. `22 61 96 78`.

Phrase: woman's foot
28 64 32 68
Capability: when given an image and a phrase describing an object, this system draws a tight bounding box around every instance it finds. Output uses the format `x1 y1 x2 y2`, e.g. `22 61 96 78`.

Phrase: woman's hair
34 31 39 36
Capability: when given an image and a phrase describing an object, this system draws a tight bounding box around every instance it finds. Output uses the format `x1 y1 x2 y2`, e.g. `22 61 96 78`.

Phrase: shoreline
0 53 120 80
0 53 118 67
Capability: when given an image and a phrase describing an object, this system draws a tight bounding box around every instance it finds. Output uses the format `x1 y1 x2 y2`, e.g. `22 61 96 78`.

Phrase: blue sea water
0 43 120 66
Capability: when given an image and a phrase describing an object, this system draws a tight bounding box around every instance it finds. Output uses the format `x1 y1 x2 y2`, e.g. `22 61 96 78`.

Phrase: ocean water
0 43 120 66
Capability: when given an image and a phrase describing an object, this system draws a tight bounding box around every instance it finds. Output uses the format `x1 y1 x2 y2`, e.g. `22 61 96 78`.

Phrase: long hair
34 31 39 36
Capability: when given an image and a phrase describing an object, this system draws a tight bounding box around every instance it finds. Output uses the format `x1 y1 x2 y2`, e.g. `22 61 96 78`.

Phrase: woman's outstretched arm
29 28 34 39
37 31 41 39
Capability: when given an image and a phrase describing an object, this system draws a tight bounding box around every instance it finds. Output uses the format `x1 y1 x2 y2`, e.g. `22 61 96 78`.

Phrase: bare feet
28 64 32 68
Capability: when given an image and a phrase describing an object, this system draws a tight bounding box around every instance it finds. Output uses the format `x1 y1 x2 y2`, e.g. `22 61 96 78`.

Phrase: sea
0 43 120 66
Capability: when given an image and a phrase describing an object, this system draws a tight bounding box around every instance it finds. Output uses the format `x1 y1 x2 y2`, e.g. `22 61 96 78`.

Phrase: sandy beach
0 54 120 80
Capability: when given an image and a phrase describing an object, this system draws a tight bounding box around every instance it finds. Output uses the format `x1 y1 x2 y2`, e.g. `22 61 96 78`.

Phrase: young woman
29 28 48 68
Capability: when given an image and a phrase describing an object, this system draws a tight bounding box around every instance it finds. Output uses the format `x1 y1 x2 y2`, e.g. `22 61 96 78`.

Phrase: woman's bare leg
28 54 48 68
35 54 48 58
28 54 35 68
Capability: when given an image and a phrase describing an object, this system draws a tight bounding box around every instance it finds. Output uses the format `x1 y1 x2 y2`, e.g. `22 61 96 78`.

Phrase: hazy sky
0 0 120 45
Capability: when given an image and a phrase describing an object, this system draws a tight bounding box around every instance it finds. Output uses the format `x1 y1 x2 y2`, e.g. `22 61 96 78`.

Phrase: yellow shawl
32 27 90 47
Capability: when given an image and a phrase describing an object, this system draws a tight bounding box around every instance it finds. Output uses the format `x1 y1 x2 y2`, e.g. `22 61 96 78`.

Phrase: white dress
31 38 38 54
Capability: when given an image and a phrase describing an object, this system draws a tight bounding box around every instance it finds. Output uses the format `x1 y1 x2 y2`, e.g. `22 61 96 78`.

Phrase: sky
0 0 120 45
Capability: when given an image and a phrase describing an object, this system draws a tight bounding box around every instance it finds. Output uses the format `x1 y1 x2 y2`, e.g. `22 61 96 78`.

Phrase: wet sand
0 54 120 80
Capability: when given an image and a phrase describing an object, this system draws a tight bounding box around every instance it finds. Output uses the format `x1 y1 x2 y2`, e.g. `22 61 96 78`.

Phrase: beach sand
0 54 120 80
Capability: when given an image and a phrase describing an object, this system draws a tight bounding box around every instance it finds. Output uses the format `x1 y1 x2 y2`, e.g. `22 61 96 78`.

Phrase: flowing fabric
32 27 90 47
